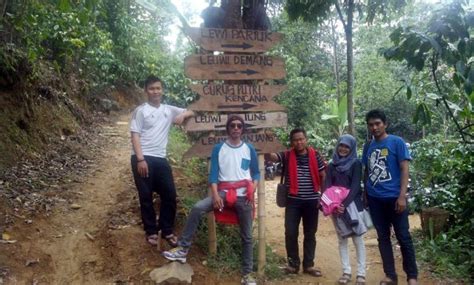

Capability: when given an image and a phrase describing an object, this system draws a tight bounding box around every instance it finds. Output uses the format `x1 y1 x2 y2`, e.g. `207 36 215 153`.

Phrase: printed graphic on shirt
368 148 392 186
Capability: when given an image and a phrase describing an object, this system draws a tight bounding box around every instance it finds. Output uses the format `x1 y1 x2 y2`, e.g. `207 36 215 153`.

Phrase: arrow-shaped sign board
184 27 283 53
183 131 286 159
185 112 287 132
184 54 286 80
188 84 287 112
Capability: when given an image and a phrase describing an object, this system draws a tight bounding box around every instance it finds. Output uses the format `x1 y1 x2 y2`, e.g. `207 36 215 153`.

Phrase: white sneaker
241 273 257 285
162 246 188 263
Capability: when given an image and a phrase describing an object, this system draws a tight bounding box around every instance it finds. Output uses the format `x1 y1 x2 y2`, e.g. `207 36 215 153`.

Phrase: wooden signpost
184 54 286 80
187 84 286 112
184 27 283 53
185 112 287 132
183 23 288 277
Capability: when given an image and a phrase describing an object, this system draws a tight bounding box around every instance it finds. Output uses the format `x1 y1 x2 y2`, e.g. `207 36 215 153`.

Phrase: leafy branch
430 53 473 143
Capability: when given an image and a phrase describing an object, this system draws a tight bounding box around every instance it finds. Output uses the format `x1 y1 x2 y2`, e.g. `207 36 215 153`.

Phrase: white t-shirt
209 141 260 196
130 102 185 158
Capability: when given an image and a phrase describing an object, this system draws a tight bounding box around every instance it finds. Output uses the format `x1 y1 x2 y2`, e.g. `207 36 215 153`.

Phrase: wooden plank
184 27 283 52
185 112 287 132
183 131 285 159
184 54 286 80
188 84 286 112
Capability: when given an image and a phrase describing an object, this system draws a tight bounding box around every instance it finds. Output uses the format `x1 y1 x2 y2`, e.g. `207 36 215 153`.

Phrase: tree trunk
0 0 7 19
331 18 341 103
222 0 242 28
345 0 356 136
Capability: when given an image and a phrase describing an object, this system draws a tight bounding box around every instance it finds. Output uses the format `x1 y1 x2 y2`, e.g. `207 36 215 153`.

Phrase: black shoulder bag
276 154 288 207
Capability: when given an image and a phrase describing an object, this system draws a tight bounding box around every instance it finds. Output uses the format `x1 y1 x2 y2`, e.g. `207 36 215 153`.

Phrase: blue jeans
368 195 418 281
285 198 319 269
131 155 177 237
178 192 254 275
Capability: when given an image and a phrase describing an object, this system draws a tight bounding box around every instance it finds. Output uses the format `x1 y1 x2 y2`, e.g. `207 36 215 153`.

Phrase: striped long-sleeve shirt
277 151 326 200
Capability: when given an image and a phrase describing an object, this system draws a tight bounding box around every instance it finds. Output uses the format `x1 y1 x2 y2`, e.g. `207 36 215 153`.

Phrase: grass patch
178 195 286 280
167 127 207 191
413 229 472 282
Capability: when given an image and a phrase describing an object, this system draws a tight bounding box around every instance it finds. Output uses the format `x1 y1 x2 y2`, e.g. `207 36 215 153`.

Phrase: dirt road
263 178 435 284
1 115 436 284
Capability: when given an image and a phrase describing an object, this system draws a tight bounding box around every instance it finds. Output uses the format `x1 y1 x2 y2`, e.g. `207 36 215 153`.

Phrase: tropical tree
283 0 408 136
382 0 473 143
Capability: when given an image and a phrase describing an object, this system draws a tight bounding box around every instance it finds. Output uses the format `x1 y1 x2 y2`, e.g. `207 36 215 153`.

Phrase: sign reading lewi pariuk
184 27 283 52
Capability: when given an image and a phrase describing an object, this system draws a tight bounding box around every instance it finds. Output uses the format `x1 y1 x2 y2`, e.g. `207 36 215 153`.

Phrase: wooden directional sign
188 84 286 112
183 131 285 159
185 112 287 132
184 54 286 80
184 27 284 53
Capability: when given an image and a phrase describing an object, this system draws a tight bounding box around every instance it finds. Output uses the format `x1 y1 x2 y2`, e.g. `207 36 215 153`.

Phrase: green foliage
277 76 330 132
0 0 187 90
382 0 473 142
353 20 424 142
410 135 474 221
413 229 473 282
410 135 473 281
167 128 207 188
285 0 408 24
321 95 348 136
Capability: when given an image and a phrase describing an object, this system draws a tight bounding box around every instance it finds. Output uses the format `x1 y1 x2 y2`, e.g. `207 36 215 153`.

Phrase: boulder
149 262 194 284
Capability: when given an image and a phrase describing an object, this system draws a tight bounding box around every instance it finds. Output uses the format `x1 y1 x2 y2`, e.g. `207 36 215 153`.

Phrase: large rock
149 262 194 284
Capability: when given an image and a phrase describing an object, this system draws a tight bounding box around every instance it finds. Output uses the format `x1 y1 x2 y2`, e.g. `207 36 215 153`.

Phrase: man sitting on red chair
163 115 260 285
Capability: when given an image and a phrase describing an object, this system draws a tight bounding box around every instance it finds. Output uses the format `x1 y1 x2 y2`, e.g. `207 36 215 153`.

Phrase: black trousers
131 155 177 237
285 198 320 269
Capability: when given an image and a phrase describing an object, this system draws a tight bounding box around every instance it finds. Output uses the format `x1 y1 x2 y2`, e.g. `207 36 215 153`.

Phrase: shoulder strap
280 151 290 184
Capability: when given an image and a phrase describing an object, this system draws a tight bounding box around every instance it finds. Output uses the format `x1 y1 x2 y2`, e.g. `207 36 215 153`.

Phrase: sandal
146 234 159 246
355 275 366 285
338 273 351 284
282 265 298 274
379 276 397 285
303 267 322 277
163 233 178 248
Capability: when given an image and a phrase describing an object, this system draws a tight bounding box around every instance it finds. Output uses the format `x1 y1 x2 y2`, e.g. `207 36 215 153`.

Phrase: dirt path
263 178 436 284
1 114 437 284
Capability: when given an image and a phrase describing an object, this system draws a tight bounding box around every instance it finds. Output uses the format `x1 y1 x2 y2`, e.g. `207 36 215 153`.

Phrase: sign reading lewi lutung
185 112 287 132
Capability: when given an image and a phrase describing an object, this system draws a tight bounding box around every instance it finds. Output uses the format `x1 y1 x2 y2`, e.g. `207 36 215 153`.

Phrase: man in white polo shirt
130 75 194 247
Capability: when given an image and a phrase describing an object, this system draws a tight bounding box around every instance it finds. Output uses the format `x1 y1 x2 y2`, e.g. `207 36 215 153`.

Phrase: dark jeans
178 192 254 275
131 155 177 237
285 198 320 269
368 195 418 281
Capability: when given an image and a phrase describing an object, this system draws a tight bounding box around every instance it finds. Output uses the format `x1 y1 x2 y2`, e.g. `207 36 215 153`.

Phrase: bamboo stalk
257 154 266 276
207 159 217 254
